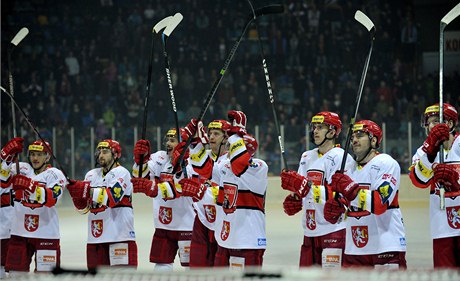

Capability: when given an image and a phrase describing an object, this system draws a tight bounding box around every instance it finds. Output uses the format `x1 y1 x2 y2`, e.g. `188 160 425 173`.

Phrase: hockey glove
131 178 158 197
171 141 189 170
280 170 312 198
67 180 92 200
1 137 24 163
283 194 302 216
179 178 207 202
226 110 247 137
324 197 346 224
433 163 460 192
133 139 151 165
12 174 40 194
331 172 360 201
422 123 450 162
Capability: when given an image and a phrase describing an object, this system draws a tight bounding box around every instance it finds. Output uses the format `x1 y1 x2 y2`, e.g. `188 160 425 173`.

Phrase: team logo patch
159 206 173 224
306 209 316 230
204 205 216 223
377 181 393 204
307 170 324 186
221 220 230 241
223 183 238 213
446 206 460 229
91 219 103 238
351 226 369 248
24 214 39 232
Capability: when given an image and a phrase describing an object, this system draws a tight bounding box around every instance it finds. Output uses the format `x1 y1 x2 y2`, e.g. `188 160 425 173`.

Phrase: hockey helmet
97 139 121 159
422 103 458 127
310 111 342 136
352 120 383 147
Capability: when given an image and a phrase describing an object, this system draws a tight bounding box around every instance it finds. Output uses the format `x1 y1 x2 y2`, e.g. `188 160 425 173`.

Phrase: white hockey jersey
84 165 136 244
410 135 460 239
345 153 406 255
1 161 65 239
133 151 195 231
298 147 354 237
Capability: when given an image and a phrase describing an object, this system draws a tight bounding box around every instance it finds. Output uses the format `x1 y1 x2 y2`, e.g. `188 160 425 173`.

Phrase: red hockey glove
331 172 360 201
422 124 450 162
171 141 189 169
433 163 460 192
283 194 302 216
179 178 207 202
324 198 346 224
1 137 24 162
280 170 312 198
226 110 247 137
71 197 90 210
131 178 158 197
12 174 40 194
184 119 198 140
133 139 151 165
196 120 209 144
67 180 92 200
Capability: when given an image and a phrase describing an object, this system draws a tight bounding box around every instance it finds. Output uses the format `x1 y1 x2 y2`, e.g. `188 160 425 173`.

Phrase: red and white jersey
409 135 460 239
298 147 354 237
345 153 406 255
84 165 136 244
133 151 195 231
213 135 268 250
1 161 65 239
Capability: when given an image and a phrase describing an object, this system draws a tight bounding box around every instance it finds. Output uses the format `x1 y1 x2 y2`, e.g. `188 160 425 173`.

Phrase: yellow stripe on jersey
357 189 367 210
229 139 245 157
210 185 219 203
312 185 321 203
190 147 207 162
1 168 9 177
417 161 433 178
158 182 172 198
96 188 106 204
36 187 43 202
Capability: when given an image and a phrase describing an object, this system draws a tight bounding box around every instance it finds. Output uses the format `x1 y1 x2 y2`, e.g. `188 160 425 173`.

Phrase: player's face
165 136 179 157
97 148 115 168
351 131 371 158
29 151 48 171
208 129 226 154
311 123 330 145
426 116 440 132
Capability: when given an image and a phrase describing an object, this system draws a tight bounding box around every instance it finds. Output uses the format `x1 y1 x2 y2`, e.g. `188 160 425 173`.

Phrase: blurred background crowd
1 0 459 176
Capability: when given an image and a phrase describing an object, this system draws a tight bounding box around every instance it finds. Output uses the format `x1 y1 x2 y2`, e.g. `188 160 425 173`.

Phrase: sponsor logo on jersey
258 238 266 246
91 219 103 238
221 220 230 241
446 206 460 229
159 206 173 224
204 204 216 223
306 209 316 230
24 214 39 232
351 225 368 248
307 170 324 186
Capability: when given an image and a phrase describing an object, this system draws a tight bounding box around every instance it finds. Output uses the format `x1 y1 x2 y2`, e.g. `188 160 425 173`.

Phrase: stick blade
11 27 29 46
354 10 375 32
441 3 460 25
153 16 173 33
163 13 183 36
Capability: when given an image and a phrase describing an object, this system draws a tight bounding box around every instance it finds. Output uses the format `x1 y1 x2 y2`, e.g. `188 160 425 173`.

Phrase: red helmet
97 139 121 159
208 120 230 132
243 134 258 156
422 103 458 127
353 120 383 147
28 140 52 155
310 111 342 136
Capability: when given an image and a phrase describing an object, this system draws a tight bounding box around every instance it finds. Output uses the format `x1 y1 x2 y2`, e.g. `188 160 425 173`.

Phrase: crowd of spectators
1 0 459 175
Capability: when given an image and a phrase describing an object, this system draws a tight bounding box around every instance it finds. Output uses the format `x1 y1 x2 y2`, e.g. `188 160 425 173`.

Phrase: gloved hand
331 172 360 201
171 141 189 169
133 139 151 165
433 163 460 192
422 124 450 162
226 110 247 137
324 197 346 224
283 194 302 216
131 178 158 197
67 180 92 200
184 119 198 140
12 174 40 194
280 170 312 198
1 137 24 162
179 178 207 202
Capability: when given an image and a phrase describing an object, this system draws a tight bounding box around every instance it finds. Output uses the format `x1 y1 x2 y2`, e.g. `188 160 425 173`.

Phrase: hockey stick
438 2 460 210
8 27 29 174
138 16 173 176
1 86 70 181
175 5 285 170
246 1 287 168
339 10 376 172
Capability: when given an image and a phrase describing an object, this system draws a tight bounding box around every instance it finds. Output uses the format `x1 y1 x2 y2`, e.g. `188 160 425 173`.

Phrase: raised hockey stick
8 27 29 174
246 1 287 168
438 2 460 210
339 10 376 172
138 16 173 176
1 86 70 181
175 5 285 170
